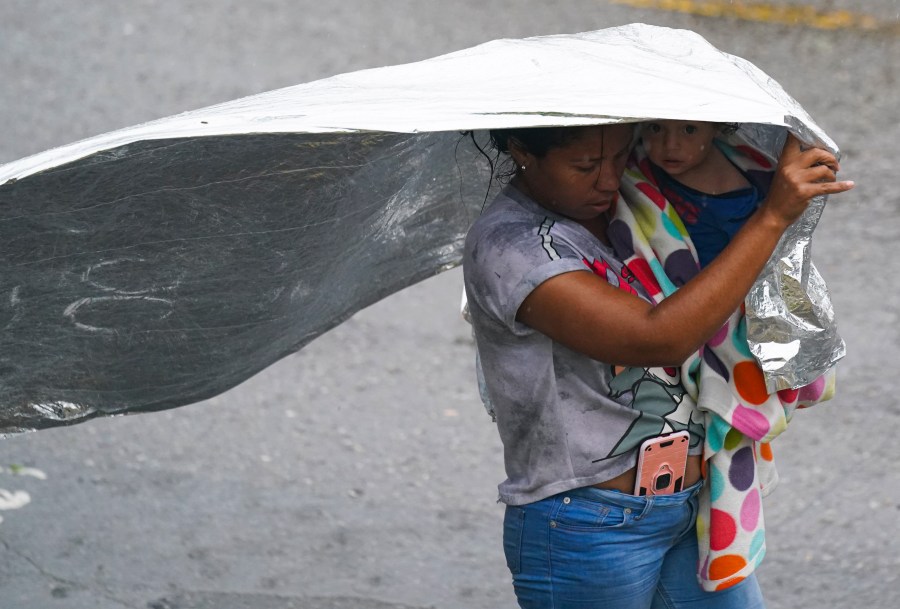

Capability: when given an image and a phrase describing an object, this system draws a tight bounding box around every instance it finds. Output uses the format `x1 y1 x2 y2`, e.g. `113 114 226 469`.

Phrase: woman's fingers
781 133 844 171
796 155 855 195
779 134 854 191
804 162 837 183
762 133 854 227
818 178 855 195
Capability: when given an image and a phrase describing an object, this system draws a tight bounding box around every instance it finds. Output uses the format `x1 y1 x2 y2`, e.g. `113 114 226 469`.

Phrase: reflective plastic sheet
0 132 489 432
0 23 843 433
727 125 846 392
746 193 846 392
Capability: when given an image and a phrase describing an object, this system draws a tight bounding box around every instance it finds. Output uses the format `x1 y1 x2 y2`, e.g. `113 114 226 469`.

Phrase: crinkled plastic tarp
0 23 842 433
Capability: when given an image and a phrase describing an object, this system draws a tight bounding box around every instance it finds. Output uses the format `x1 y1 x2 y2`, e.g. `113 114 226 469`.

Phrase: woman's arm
516 135 854 367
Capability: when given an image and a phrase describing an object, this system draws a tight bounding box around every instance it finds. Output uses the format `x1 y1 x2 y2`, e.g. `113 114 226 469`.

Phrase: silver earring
520 165 526 172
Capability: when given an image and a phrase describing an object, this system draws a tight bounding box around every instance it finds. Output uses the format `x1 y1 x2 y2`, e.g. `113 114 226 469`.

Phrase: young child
639 120 772 267
608 122 842 592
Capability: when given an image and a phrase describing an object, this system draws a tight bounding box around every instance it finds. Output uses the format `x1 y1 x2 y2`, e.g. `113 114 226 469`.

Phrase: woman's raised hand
760 134 854 229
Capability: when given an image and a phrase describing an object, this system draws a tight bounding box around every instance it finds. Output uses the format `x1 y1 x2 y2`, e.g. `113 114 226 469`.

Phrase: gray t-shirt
463 185 703 506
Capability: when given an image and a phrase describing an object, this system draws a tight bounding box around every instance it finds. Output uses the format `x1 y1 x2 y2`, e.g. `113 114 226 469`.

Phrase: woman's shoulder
467 189 546 246
465 186 612 278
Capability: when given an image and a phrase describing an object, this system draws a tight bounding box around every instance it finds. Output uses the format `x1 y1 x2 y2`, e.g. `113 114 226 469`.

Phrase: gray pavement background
0 1 899 608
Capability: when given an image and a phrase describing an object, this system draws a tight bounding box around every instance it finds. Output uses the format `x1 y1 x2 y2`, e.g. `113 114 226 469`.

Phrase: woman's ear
507 137 530 170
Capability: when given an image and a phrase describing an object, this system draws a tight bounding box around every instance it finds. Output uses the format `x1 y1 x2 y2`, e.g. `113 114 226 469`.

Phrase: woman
462 123 852 608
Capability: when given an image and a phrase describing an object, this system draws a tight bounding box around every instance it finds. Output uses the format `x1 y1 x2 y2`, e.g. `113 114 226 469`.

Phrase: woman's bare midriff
591 454 703 495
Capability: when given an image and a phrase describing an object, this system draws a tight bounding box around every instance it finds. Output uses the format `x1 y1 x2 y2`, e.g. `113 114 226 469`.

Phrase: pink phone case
634 431 690 496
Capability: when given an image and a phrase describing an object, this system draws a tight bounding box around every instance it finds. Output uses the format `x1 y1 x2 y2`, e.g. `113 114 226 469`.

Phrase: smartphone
634 431 690 496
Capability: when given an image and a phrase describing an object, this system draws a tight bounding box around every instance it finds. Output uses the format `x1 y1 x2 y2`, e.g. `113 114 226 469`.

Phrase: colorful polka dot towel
609 136 836 592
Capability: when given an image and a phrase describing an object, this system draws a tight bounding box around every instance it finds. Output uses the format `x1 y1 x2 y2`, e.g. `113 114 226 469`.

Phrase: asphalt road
1 2 898 608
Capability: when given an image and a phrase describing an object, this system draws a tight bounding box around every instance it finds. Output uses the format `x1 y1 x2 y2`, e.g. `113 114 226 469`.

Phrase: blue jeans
503 483 765 609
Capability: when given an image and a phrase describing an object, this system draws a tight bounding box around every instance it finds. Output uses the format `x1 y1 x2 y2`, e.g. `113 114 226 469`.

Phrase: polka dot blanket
608 136 836 591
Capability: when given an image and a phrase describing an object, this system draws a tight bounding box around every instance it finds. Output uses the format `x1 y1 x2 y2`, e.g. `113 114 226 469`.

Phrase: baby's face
641 120 719 177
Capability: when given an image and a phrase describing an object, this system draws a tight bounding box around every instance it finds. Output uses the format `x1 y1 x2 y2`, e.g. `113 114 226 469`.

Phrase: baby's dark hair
721 122 740 136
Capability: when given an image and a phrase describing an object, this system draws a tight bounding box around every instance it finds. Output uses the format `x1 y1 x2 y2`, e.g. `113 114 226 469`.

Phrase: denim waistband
563 480 704 509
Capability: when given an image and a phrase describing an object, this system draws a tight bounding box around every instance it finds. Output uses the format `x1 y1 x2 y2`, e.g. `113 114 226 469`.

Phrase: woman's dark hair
463 124 636 208
489 126 590 158
478 126 596 184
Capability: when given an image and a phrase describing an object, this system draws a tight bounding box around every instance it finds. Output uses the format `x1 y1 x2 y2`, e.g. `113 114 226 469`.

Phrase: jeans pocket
553 496 629 531
503 505 525 575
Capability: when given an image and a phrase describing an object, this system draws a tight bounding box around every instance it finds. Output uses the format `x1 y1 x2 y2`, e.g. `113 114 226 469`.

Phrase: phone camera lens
654 473 671 490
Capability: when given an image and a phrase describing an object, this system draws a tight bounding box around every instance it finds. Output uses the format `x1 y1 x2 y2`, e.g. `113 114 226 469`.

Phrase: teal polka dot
706 413 731 453
688 358 701 376
649 259 678 296
666 206 690 237
709 463 725 502
732 316 753 358
660 212 682 240
749 530 767 565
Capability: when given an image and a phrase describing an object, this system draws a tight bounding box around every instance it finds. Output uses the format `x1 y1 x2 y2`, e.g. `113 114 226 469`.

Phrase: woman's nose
595 163 620 191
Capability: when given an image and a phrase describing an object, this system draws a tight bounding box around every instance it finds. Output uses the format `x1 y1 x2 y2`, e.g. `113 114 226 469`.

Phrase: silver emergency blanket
0 23 842 433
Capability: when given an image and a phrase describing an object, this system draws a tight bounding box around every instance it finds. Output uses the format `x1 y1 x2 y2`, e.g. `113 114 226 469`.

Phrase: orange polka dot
759 442 774 461
733 361 769 405
709 555 748 581
716 576 747 591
